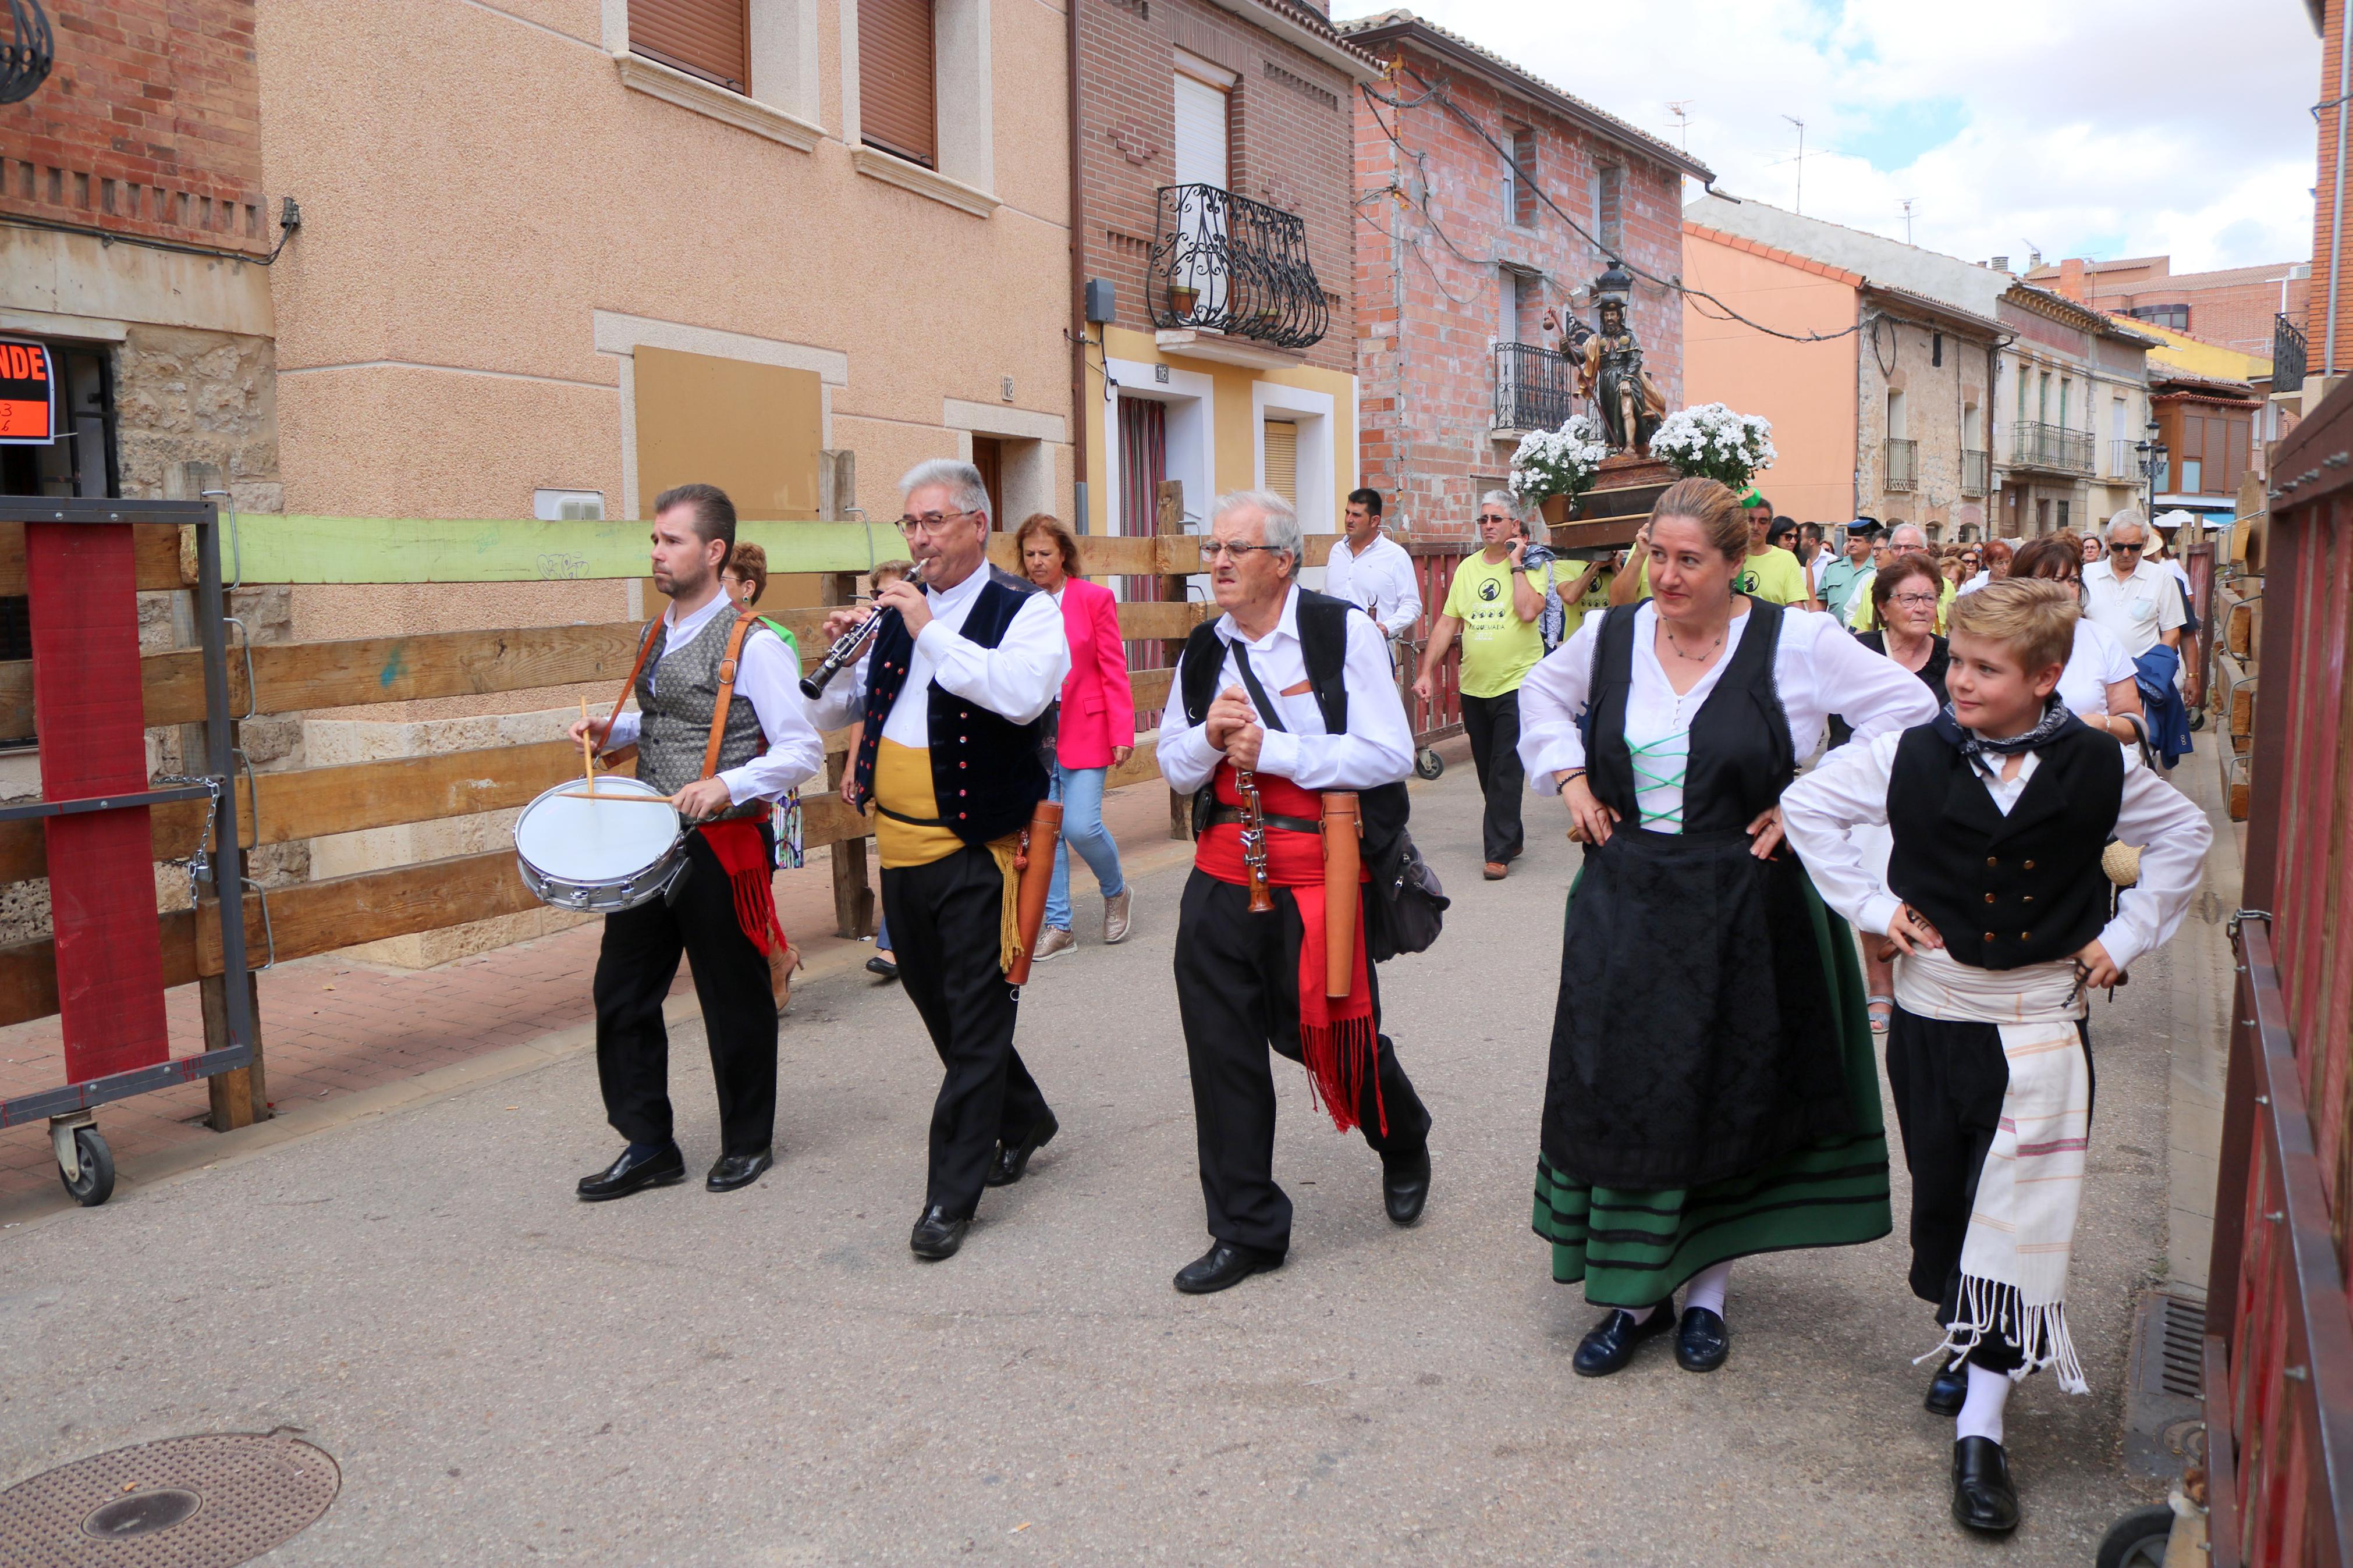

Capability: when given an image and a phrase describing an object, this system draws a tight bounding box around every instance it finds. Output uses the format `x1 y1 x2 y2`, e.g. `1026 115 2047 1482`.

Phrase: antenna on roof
1899 198 1915 245
1780 115 1806 214
1666 100 1694 152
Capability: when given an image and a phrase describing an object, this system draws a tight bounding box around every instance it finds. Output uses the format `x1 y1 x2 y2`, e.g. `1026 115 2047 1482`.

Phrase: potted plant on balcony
1168 280 1199 317
1647 402 1777 492
1510 413 1609 525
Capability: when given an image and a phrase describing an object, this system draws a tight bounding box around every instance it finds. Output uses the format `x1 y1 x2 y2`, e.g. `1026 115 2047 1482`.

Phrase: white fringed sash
1894 948 2093 1394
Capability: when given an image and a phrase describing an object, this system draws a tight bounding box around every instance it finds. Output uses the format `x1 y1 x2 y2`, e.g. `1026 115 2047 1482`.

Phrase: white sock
1621 1303 1656 1325
1954 1363 2010 1445
1683 1261 1732 1320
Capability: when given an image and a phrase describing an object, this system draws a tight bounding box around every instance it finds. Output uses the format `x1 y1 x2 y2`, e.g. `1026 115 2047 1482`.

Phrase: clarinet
798 561 928 699
1236 764 1276 914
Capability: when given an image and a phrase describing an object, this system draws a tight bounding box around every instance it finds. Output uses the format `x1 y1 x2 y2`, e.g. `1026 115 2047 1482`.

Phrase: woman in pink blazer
1017 513 1134 958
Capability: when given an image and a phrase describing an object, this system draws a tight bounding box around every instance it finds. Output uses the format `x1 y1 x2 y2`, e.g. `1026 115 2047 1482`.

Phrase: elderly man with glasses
807 459 1071 1261
1414 490 1545 880
1158 490 1434 1294
2084 510 2195 769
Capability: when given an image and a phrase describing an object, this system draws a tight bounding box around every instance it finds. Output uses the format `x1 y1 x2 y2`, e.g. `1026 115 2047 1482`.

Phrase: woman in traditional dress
1517 478 1940 1377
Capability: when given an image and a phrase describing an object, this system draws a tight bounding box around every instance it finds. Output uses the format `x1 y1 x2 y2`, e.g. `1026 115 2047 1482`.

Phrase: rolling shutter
1172 73 1229 190
630 0 750 93
860 0 938 168
1264 421 1297 506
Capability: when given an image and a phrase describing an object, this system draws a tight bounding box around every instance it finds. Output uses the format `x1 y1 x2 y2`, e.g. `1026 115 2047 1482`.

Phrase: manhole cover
0 1432 338 1566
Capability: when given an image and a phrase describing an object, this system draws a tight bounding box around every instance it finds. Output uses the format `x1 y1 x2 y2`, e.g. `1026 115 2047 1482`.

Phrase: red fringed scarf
1193 763 1380 1135
697 817 788 957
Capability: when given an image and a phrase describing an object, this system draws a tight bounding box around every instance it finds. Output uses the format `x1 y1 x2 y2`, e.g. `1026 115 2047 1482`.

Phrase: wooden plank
0 908 196 1030
0 522 185 595
196 849 537 976
167 515 906 584
1116 601 1213 641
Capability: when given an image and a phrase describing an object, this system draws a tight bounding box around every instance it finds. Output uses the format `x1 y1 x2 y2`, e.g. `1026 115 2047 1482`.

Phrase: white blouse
1517 602 1941 833
2057 617 2136 720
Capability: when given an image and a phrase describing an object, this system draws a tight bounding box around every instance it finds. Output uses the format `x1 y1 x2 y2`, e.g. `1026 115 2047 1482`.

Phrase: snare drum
513 776 688 913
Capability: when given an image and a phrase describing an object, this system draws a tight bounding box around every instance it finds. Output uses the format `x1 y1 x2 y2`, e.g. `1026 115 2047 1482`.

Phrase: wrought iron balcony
1960 449 1989 495
2275 311 2308 391
1147 183 1327 351
2110 438 2138 479
2010 420 2094 475
1493 342 1575 433
1884 438 1917 492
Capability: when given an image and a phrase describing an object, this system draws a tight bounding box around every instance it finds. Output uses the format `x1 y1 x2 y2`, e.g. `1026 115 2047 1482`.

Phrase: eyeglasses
1960 553 1981 564
1889 592 1940 609
2110 542 2145 554
897 509 973 538
1198 541 1287 563
1477 513 1512 524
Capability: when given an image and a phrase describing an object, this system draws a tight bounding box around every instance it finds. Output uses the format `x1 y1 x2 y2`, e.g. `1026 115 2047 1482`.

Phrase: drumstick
579 698 596 795
554 790 675 802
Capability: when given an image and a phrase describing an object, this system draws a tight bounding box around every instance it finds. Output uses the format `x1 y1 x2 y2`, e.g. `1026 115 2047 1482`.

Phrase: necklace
1662 621 1726 662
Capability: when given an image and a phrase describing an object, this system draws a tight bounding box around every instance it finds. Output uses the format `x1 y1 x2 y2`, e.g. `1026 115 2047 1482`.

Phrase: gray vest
634 605 772 820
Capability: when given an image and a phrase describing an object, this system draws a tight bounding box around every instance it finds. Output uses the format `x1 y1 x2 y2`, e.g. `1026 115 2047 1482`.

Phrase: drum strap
598 619 665 769
701 610 763 781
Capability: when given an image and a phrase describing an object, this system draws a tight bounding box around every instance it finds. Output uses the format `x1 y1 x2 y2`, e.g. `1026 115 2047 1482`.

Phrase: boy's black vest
850 566 1050 847
1884 711 2124 971
1177 589 1409 865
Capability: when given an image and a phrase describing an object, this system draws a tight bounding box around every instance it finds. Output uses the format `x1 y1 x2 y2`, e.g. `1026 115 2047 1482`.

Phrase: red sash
697 817 787 957
1194 763 1381 1134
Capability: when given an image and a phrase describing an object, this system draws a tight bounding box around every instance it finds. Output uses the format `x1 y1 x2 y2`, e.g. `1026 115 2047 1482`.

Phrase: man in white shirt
569 483 826 1204
1321 488 1422 642
2082 512 2188 659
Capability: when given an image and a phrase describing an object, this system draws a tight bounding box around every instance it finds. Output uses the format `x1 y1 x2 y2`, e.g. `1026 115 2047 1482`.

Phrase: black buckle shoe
705 1147 772 1193
576 1142 686 1203
1173 1240 1284 1295
1925 1361 1969 1417
1674 1306 1730 1372
1572 1305 1674 1377
909 1204 971 1261
1951 1437 2021 1534
985 1111 1060 1187
1382 1148 1432 1225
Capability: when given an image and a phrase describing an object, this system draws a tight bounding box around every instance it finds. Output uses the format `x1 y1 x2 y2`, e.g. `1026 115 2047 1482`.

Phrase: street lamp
2138 415 2164 524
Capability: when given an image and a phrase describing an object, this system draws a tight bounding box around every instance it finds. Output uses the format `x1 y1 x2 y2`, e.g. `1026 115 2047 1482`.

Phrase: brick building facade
2027 254 2308 361
1340 9 1706 540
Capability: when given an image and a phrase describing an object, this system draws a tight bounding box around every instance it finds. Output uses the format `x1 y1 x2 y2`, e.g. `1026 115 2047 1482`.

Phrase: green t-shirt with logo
1628 546 1810 607
1443 551 1546 698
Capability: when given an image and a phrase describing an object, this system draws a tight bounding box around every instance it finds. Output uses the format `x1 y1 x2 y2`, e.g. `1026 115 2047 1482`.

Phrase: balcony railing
2110 438 2137 478
1146 183 1327 350
2010 420 2095 475
1493 342 1576 433
1961 449 1989 495
1883 438 1917 492
2276 311 2308 391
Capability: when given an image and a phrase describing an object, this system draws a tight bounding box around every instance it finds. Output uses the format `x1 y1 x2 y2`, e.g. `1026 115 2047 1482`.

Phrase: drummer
566 483 826 1203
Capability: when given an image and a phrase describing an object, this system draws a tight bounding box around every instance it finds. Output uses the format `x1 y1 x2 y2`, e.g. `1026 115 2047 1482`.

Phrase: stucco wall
1855 308 1993 541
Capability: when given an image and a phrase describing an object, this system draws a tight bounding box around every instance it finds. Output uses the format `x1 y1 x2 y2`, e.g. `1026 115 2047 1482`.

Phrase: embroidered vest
634 605 772 822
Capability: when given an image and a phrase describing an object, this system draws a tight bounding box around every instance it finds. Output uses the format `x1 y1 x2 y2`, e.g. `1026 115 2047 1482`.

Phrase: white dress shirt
1781 729 2212 975
805 564 1070 743
1322 532 1423 639
1515 602 1939 826
2083 558 2188 658
1159 584 1413 792
2057 618 2137 719
1957 570 1991 596
603 588 825 805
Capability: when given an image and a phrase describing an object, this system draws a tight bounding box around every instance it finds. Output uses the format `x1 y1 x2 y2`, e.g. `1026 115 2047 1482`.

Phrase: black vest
1177 589 1409 862
851 566 1051 847
1583 599 1793 833
1885 713 2124 970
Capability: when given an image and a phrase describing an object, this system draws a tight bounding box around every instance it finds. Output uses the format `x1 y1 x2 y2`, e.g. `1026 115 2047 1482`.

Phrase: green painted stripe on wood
230 517 907 584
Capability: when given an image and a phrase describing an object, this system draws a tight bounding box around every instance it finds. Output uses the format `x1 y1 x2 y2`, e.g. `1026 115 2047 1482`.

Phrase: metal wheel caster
51 1112 115 1207
1414 748 1444 780
2095 1503 2178 1568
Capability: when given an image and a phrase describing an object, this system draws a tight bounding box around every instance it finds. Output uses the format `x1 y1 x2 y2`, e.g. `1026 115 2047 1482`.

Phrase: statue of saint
1548 283 1664 454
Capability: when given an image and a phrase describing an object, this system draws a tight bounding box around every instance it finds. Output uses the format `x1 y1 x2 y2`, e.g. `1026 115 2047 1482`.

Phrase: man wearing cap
1816 522 1878 624
1850 522 1955 633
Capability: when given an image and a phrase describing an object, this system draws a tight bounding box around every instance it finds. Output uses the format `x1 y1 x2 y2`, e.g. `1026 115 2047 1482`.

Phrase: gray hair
1478 488 1520 518
1212 489 1303 565
900 458 991 525
1887 522 1929 551
2104 507 2147 545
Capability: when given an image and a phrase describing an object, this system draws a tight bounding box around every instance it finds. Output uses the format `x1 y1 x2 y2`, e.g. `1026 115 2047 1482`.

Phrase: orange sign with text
0 339 54 444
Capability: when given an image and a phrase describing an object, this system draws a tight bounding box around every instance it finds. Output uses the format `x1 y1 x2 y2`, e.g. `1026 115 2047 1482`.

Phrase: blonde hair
723 540 769 605
1946 577 2077 674
870 557 915 586
1650 477 1747 563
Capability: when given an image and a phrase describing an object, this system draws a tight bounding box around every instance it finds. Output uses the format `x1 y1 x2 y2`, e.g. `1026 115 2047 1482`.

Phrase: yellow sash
872 738 1024 970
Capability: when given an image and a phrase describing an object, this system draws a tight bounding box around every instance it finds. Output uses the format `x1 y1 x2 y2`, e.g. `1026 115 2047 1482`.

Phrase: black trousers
1173 870 1431 1254
1886 1007 2094 1374
1459 689 1525 864
594 829 778 1157
883 845 1053 1218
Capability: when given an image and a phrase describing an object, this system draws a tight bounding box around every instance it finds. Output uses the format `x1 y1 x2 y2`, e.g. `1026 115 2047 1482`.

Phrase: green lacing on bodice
1629 730 1691 830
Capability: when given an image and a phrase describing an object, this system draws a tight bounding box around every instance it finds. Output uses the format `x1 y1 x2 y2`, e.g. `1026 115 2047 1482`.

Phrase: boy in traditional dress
1781 578 2210 1536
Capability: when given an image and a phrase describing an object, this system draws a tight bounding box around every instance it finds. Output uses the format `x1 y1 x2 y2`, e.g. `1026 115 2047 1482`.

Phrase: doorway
1118 396 1171 670
972 436 1006 528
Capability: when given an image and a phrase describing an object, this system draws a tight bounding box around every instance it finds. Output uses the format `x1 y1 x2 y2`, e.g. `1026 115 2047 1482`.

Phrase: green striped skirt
1531 868 1892 1308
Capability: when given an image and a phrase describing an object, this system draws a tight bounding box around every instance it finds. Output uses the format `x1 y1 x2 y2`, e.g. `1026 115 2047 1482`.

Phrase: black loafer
1572 1305 1674 1377
909 1204 970 1261
865 955 899 980
1173 1239 1284 1295
576 1142 685 1203
705 1147 772 1193
1675 1306 1730 1372
1382 1148 1432 1225
985 1110 1060 1187
1951 1437 2021 1534
1925 1361 1969 1417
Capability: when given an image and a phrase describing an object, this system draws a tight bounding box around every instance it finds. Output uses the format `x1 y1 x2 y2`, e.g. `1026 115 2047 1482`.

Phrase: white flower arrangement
1510 413 1610 505
1648 403 1777 490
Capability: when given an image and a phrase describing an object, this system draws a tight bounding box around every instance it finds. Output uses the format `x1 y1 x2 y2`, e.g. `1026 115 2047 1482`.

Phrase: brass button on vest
2021 931 2032 941
1984 893 1996 904
1983 932 1996 943
1986 856 1998 867
2024 859 2036 870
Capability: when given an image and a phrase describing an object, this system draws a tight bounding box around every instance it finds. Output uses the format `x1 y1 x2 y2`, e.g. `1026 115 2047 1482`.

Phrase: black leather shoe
1382 1148 1432 1225
985 1111 1059 1187
1675 1306 1730 1372
1173 1240 1284 1295
865 955 899 980
1572 1305 1675 1377
1951 1437 2021 1534
909 1204 970 1261
576 1142 684 1203
705 1147 772 1193
1925 1361 1969 1417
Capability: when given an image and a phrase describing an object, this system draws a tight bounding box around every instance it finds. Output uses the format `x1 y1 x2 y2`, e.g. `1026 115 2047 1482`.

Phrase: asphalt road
0 753 2208 1566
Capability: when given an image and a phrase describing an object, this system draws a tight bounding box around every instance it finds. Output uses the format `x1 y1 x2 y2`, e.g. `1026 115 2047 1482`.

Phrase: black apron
1541 601 1852 1190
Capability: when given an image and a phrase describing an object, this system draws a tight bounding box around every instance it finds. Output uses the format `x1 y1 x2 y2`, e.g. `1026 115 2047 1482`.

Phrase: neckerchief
1942 692 2070 769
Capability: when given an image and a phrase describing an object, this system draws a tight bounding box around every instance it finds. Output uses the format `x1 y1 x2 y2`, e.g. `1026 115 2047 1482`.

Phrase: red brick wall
2312 0 2350 374
1077 0 1357 376
0 1 268 253
1354 40 1685 538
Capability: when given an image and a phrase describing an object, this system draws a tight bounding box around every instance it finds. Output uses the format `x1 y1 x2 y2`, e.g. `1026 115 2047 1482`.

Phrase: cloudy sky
1332 0 2324 273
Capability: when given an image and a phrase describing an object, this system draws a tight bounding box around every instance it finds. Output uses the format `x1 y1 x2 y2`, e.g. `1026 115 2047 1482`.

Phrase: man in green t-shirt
1414 490 1544 880
1608 492 1816 609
